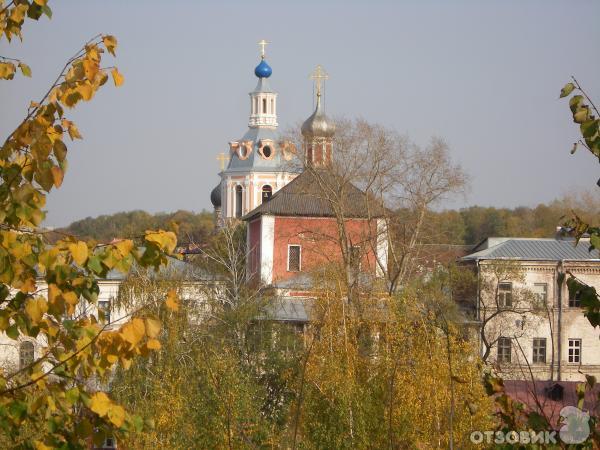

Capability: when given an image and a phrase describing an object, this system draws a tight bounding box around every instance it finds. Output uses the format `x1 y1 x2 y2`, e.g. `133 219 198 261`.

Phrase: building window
98 300 111 324
568 339 581 363
262 145 272 158
261 185 272 202
533 283 548 304
569 289 582 307
498 282 513 308
270 98 274 114
19 341 34 369
235 185 243 218
497 337 511 363
288 245 301 272
532 338 546 363
262 98 267 114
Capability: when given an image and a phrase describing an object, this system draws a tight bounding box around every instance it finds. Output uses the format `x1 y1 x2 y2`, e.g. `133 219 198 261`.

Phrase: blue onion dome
254 58 272 78
301 95 335 138
210 183 221 208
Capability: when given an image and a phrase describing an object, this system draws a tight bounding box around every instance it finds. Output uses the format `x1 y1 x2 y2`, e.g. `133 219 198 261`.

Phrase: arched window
261 185 272 202
19 341 34 369
262 98 267 114
235 185 243 218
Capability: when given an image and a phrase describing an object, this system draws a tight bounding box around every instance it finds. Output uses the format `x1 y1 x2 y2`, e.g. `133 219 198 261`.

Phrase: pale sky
1 0 599 227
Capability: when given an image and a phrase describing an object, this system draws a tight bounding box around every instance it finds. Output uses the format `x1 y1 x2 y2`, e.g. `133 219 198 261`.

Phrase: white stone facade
473 259 600 382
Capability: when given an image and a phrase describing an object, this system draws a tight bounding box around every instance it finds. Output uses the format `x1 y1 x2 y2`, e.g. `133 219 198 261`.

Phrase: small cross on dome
310 65 329 96
258 39 269 59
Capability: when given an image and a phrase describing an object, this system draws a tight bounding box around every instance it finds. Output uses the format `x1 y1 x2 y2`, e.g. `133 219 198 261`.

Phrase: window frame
533 283 548 305
497 337 512 363
532 337 547 364
568 338 581 363
569 289 582 308
287 244 301 272
98 299 111 324
498 282 513 308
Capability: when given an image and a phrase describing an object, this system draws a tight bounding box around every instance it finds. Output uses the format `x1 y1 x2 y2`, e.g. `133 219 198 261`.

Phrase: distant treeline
57 192 598 247
58 210 214 245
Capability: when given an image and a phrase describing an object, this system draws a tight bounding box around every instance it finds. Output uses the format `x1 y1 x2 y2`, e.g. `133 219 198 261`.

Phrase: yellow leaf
108 404 126 427
50 166 63 188
82 59 99 81
64 121 82 140
90 392 111 417
68 241 88 265
145 230 177 253
63 291 79 306
114 239 134 257
102 35 118 56
111 68 124 87
34 440 52 450
165 290 179 312
20 277 36 294
0 62 16 80
147 338 161 350
78 82 94 101
144 317 161 338
120 318 145 345
25 298 48 324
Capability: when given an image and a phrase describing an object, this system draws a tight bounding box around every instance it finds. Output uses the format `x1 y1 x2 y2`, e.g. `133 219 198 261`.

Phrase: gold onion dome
301 94 335 138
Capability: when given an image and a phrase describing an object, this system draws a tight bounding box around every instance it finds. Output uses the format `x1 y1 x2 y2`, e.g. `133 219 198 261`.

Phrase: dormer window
262 146 272 158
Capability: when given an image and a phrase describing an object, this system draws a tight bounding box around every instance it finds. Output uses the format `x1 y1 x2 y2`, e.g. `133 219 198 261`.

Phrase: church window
288 245 301 272
262 146 272 158
19 341 34 369
262 98 267 114
261 185 272 202
270 98 274 114
235 185 243 218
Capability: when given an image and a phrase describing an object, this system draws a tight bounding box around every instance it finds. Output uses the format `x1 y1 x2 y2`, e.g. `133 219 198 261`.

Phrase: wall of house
477 260 600 382
270 216 379 283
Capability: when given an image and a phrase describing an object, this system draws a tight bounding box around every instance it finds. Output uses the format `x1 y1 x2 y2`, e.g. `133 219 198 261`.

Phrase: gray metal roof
251 77 274 94
462 238 600 261
267 297 310 322
243 169 387 220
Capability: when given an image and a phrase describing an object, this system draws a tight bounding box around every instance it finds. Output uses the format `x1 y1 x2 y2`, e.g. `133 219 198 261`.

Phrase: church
210 41 389 291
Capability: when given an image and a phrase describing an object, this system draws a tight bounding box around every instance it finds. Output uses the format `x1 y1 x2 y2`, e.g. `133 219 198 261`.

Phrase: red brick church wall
272 216 378 283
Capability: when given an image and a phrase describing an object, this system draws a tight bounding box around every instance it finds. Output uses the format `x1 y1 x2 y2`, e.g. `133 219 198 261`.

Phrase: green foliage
58 209 214 245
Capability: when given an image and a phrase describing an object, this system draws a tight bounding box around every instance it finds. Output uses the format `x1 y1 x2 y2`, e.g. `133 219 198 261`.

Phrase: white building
462 237 600 382
209 42 300 224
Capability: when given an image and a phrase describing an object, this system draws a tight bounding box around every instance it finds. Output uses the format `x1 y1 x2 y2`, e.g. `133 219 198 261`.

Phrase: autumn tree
0 2 178 447
111 223 302 448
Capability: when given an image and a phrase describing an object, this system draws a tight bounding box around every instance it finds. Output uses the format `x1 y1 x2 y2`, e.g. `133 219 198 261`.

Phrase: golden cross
216 152 229 170
258 39 269 58
310 64 329 96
